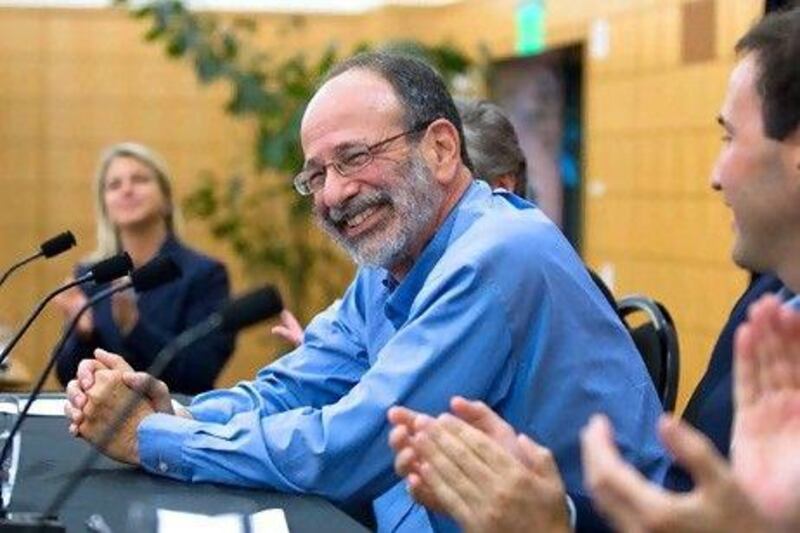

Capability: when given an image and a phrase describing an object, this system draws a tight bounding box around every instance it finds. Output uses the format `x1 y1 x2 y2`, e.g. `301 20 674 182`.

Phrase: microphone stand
0 283 132 472
0 286 133 532
41 286 280 524
0 252 43 289
42 316 223 520
0 252 132 369
0 275 92 369
0 232 76 291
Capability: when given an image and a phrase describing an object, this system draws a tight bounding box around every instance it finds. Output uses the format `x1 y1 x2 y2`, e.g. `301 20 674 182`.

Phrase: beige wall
0 7 258 388
0 0 763 408
543 0 762 410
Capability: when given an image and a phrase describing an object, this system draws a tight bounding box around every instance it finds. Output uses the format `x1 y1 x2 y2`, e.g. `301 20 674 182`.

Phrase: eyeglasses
293 120 433 196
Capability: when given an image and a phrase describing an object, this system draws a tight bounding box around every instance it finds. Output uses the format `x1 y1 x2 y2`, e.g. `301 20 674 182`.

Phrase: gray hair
88 142 183 261
322 51 474 171
455 99 528 195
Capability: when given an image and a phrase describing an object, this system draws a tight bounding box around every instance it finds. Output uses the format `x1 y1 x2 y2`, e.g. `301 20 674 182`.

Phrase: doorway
490 44 584 251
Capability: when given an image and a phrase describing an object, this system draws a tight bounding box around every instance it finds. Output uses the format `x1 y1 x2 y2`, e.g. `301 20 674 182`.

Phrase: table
8 410 369 532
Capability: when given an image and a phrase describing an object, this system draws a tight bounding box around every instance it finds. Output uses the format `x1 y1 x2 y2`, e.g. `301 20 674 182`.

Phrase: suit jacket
663 273 783 491
55 236 235 395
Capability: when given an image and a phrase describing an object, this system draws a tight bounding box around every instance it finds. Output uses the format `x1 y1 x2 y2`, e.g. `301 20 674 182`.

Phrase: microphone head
131 256 182 292
220 286 283 332
40 231 77 258
90 252 133 284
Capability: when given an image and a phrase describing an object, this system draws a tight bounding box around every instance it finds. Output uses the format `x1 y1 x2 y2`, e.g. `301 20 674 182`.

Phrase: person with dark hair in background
53 142 234 395
63 53 666 532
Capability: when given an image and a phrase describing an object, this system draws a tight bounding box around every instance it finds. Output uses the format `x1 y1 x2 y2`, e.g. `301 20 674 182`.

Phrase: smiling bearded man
315 152 444 269
64 51 668 533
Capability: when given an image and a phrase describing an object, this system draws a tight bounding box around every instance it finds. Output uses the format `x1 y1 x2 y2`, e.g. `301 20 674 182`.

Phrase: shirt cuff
138 413 198 481
565 494 577 531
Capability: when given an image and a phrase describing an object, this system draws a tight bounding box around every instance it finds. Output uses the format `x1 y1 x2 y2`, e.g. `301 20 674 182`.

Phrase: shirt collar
383 181 481 328
778 287 800 310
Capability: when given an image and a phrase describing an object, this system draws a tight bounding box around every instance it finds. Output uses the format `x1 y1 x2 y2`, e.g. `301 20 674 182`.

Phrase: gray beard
315 154 444 270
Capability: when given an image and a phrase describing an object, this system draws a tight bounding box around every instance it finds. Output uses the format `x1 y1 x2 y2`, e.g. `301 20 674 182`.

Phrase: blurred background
0 0 768 410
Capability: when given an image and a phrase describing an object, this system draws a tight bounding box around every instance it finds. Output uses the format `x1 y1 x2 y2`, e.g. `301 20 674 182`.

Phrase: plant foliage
113 0 479 319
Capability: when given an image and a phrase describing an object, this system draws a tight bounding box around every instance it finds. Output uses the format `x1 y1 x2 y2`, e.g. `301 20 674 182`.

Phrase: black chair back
587 270 680 410
617 296 680 411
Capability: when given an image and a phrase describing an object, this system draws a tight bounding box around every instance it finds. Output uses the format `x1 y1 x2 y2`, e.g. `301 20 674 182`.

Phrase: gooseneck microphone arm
0 252 133 369
42 316 224 520
0 231 77 290
0 275 91 369
0 283 132 474
0 255 182 479
43 286 282 520
0 252 43 289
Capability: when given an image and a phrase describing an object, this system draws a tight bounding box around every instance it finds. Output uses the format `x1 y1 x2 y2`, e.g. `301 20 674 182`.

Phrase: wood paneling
572 0 763 409
0 0 766 410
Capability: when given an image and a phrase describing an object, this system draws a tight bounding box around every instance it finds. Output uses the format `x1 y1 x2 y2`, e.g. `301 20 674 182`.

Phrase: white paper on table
157 508 289 533
251 509 290 533
158 509 245 533
6 397 183 417
16 398 66 417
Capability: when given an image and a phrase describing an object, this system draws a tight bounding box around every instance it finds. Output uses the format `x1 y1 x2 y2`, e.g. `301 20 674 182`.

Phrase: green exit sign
516 0 545 55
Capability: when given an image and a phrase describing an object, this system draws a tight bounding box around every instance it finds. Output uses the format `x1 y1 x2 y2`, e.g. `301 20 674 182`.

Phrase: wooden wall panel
560 0 762 409
0 0 769 410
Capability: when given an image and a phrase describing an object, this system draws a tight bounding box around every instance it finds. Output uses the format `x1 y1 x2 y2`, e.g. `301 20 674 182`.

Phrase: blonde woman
54 142 234 394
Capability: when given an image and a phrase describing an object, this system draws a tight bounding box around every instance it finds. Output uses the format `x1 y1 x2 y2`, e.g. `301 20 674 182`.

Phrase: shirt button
158 461 168 473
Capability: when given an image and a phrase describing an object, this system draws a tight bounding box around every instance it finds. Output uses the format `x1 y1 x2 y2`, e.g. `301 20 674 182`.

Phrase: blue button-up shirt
779 287 800 310
138 181 668 532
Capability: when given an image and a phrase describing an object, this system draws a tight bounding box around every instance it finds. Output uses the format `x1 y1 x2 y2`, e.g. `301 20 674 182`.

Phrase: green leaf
182 179 218 219
123 1 483 314
221 32 239 61
227 71 272 114
257 128 289 171
195 49 224 83
131 6 152 18
144 23 166 42
166 31 189 56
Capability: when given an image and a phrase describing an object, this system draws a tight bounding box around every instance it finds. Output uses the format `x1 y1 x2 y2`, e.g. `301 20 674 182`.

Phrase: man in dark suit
390 5 800 532
582 5 800 531
663 273 783 492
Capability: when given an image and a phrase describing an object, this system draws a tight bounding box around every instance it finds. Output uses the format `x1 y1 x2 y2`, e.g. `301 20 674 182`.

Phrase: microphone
219 286 284 332
42 286 283 519
128 255 182 292
0 253 133 369
0 256 182 493
0 231 76 289
0 256 179 531
40 232 78 259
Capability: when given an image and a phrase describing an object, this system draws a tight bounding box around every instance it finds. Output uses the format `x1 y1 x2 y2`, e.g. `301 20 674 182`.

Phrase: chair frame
618 295 680 412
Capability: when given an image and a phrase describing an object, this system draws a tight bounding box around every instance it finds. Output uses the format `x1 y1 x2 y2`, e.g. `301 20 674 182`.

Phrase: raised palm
731 295 800 527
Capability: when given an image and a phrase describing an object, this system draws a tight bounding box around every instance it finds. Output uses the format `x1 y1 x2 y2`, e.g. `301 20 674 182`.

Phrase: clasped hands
63 349 177 465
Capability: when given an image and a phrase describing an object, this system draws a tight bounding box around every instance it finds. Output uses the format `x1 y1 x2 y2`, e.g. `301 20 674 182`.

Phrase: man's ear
420 119 462 185
793 135 800 173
